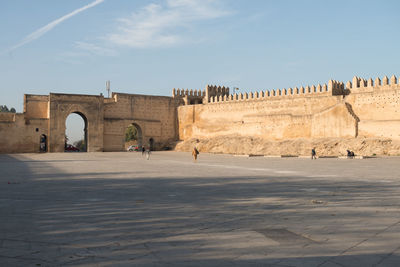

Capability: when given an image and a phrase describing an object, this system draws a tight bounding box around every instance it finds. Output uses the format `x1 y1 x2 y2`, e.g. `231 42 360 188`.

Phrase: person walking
141 145 145 156
146 147 151 160
311 147 317 160
40 134 46 152
192 147 199 162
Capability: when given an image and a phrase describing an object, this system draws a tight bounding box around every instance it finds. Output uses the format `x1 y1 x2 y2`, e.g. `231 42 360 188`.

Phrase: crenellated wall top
172 88 205 98
172 73 400 105
345 75 400 92
206 80 344 104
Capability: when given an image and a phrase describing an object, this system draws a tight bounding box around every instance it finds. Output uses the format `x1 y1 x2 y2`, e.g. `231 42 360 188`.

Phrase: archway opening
125 123 142 151
65 112 87 152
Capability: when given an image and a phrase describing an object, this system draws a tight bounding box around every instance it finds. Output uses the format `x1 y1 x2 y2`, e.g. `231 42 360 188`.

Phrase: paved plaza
1 152 400 266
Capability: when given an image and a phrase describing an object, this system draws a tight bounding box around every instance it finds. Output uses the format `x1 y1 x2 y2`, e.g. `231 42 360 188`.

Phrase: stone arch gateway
0 92 179 153
49 94 104 152
129 122 143 148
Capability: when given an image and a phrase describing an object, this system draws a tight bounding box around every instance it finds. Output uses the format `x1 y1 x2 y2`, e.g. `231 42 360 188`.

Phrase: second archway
125 123 143 151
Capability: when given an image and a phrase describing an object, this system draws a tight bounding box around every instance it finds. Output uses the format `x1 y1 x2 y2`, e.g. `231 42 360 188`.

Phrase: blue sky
1 0 400 142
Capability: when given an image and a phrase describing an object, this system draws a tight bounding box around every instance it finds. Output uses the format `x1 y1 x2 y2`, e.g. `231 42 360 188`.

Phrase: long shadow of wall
0 155 399 266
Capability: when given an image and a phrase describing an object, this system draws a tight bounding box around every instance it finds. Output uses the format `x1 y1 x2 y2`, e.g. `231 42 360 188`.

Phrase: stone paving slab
1 152 400 266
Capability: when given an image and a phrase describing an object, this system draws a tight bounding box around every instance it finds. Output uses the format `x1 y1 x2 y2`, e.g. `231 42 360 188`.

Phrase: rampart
204 85 230 103
1 73 400 154
172 88 205 105
343 75 400 139
177 75 400 143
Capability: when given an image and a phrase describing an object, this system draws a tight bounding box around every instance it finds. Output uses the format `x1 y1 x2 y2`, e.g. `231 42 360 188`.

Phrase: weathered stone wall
0 91 178 153
344 75 400 140
0 112 16 122
0 113 48 153
177 76 400 143
0 94 50 153
1 74 399 154
178 85 355 141
103 93 177 151
48 93 104 152
24 95 49 119
172 88 204 105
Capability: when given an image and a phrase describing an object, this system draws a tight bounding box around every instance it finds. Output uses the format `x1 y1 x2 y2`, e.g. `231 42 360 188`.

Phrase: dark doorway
39 134 47 152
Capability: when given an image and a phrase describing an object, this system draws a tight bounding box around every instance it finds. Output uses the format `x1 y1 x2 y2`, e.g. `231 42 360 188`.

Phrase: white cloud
4 0 104 53
106 0 230 48
57 42 116 64
74 41 117 56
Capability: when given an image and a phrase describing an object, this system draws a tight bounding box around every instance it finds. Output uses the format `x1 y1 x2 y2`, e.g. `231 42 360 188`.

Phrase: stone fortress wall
102 93 177 152
344 75 400 140
176 74 400 144
0 95 49 153
172 88 205 105
1 73 400 154
0 92 178 153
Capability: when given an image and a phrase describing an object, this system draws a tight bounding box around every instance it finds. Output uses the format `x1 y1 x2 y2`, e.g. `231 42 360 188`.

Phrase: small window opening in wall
36 128 39 132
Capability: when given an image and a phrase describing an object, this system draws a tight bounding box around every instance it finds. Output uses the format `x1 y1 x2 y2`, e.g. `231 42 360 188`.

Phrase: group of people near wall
190 147 355 161
311 148 355 159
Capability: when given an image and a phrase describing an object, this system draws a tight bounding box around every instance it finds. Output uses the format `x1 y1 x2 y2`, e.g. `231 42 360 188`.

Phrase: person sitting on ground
347 150 355 158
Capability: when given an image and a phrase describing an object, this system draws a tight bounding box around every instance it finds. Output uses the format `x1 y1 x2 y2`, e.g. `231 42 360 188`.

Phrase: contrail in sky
5 0 104 53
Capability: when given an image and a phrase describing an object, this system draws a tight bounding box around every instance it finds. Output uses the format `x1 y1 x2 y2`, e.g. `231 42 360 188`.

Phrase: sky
1 0 400 142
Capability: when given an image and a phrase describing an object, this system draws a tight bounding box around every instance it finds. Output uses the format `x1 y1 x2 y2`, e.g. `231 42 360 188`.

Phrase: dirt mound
174 136 400 157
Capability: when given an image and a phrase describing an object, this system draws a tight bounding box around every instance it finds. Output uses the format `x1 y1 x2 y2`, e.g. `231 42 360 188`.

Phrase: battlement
172 88 205 97
204 85 230 103
346 75 400 92
206 80 344 104
172 88 205 105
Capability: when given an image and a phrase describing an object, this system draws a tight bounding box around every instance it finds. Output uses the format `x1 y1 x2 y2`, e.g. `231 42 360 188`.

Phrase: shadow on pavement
0 154 399 266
